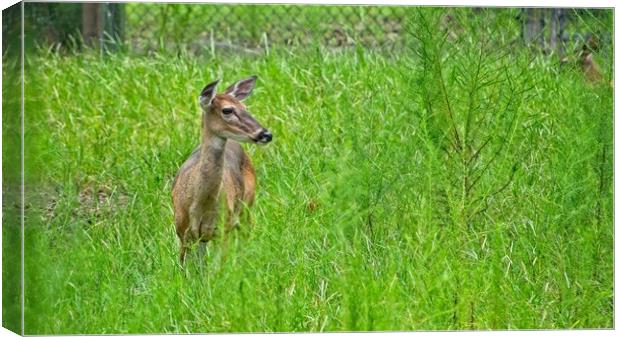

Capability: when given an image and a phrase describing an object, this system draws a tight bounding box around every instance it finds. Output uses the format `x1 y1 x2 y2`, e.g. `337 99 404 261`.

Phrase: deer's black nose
258 130 272 143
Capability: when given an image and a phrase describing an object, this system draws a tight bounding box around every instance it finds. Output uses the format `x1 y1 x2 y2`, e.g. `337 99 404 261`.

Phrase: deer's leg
197 241 207 259
222 173 242 233
236 195 254 229
175 210 190 265
225 192 242 233
190 203 220 241
198 207 219 241
183 205 209 264
188 204 203 240
181 228 211 264
179 227 194 264
242 203 254 229
179 240 187 264
240 159 256 229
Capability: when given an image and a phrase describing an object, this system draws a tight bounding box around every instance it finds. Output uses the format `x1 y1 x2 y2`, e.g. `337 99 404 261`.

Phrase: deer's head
199 76 272 144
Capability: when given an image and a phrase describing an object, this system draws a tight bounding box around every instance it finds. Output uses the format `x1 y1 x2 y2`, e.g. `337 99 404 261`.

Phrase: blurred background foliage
5 3 613 60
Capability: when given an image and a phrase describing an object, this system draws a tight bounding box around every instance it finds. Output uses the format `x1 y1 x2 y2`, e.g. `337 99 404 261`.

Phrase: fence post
82 3 124 49
521 8 546 48
82 3 103 46
102 3 124 49
549 8 566 57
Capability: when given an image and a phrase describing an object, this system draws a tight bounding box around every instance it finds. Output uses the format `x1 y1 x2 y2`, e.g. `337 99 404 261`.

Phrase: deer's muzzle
255 129 273 144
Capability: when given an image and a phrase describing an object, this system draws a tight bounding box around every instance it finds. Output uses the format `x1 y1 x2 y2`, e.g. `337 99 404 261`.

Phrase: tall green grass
20 8 613 333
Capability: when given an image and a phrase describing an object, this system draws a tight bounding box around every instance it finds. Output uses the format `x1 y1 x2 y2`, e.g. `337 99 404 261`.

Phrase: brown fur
579 35 606 85
581 52 603 83
561 35 610 87
172 77 270 264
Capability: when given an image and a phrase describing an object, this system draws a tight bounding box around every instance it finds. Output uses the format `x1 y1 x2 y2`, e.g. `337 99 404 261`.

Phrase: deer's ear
224 75 257 101
199 79 220 106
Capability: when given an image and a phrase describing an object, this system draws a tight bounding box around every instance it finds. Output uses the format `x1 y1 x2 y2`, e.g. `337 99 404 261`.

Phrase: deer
575 35 602 83
561 34 610 86
172 76 272 264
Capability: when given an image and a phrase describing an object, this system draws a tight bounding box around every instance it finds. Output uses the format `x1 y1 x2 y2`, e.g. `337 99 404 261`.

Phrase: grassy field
14 8 613 333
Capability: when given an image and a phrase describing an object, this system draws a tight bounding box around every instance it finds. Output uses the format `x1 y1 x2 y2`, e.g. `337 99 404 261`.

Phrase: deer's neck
199 128 226 187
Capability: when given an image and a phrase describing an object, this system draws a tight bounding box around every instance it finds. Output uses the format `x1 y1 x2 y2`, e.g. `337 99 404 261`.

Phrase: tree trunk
82 3 103 46
522 8 545 47
549 8 567 57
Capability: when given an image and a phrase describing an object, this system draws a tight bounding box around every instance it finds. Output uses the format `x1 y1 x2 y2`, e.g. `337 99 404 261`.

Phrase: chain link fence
13 3 613 57
124 4 411 53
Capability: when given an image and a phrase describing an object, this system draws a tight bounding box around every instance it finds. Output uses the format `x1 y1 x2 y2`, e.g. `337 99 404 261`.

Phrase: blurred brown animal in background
561 34 611 86
172 76 272 264
579 35 604 83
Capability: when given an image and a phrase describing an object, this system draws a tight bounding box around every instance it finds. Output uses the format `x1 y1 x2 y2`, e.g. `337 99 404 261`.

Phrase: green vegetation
18 7 612 333
124 3 413 51
2 5 23 334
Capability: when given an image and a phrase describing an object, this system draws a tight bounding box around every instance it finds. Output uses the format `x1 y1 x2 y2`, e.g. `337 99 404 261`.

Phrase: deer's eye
222 108 234 115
